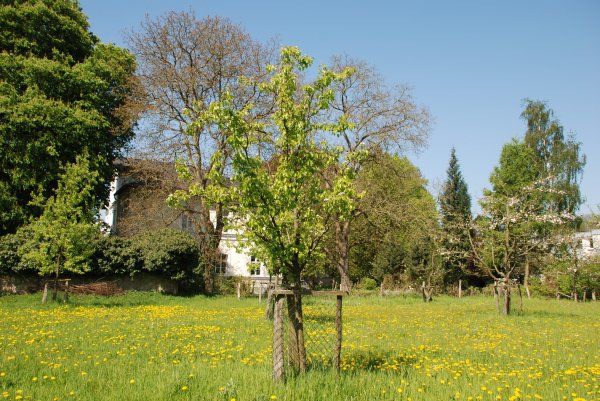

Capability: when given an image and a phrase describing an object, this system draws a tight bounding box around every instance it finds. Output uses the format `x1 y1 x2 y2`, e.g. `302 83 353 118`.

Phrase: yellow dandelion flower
129 379 135 384
181 386 188 391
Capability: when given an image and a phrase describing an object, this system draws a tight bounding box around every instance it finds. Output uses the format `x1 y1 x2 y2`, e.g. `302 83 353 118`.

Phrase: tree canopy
350 153 439 285
0 0 138 234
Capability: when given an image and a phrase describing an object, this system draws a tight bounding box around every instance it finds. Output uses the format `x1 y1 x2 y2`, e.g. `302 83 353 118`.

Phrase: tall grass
0 293 598 400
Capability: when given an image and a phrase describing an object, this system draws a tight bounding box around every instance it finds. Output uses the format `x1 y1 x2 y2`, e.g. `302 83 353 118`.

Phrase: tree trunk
502 280 511 315
571 269 578 302
334 219 352 292
494 282 500 314
52 258 60 301
524 257 531 299
458 279 462 299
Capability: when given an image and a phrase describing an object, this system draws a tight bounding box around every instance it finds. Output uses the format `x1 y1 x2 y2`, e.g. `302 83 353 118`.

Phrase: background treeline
1 1 598 301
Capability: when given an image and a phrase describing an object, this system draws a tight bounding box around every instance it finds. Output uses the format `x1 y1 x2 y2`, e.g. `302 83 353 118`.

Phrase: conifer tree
439 148 472 285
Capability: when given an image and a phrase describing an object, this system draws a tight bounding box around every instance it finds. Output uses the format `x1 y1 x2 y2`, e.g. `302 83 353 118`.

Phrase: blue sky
79 0 599 215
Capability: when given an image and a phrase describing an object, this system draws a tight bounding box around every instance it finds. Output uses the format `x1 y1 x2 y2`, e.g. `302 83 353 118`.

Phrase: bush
91 229 202 291
214 276 254 296
91 235 141 275
357 277 378 291
131 229 201 287
0 228 37 275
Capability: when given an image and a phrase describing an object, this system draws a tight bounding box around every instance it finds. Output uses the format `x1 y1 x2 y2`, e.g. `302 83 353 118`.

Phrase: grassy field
0 293 598 401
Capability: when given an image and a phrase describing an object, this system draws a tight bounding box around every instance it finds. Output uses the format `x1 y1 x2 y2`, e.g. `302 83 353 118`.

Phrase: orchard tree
473 178 574 315
0 0 138 234
207 47 355 372
438 148 472 286
19 155 102 302
483 102 586 298
325 55 430 290
127 12 274 293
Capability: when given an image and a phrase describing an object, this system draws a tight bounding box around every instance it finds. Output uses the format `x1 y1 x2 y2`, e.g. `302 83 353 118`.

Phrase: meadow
0 293 598 401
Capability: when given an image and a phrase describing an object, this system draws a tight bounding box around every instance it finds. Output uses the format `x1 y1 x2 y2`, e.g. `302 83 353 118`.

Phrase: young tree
491 101 585 298
19 155 102 302
0 0 138 234
438 148 472 287
473 177 574 314
207 47 355 372
127 12 274 293
325 56 430 290
474 101 586 307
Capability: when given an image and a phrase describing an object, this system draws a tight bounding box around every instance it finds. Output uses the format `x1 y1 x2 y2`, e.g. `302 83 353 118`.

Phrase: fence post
458 280 462 299
41 282 48 304
334 295 343 372
63 279 70 303
273 294 285 382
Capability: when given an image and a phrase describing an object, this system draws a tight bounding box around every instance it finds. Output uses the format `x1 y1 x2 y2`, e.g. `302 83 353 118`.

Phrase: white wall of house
102 176 269 280
577 229 600 259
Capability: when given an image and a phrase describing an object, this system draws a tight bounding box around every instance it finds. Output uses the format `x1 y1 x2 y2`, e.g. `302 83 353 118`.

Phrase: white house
575 229 600 260
102 160 271 288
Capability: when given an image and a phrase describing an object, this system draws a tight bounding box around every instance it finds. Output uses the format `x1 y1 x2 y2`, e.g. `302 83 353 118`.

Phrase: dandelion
181 386 188 391
129 379 135 384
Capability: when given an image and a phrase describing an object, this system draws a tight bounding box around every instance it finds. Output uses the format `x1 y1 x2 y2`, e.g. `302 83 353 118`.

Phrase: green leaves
201 47 357 283
18 154 103 277
0 2 137 234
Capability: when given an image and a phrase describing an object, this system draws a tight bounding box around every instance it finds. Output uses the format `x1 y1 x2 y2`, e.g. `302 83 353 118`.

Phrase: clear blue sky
79 0 599 215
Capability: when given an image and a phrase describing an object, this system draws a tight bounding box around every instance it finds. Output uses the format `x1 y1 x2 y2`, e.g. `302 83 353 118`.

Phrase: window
181 214 193 232
249 255 261 276
215 253 227 275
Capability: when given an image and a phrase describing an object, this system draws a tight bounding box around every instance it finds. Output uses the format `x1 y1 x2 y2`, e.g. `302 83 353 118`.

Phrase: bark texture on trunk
334 219 352 291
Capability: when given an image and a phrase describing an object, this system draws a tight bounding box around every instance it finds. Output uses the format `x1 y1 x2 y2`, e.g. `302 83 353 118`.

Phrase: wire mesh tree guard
271 289 347 381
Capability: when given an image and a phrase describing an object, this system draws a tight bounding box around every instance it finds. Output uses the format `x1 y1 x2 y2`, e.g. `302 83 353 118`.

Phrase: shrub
214 276 254 296
357 277 378 291
91 229 202 291
91 235 140 276
0 228 37 275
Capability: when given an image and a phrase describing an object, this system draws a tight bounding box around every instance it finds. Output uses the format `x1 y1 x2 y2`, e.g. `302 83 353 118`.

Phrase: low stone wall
1 273 179 295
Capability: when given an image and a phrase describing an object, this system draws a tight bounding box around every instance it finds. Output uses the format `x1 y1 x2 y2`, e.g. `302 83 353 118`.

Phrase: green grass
1 293 599 401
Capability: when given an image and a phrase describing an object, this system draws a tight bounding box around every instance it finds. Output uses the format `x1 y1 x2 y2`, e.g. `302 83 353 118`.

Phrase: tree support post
334 295 343 372
273 294 285 382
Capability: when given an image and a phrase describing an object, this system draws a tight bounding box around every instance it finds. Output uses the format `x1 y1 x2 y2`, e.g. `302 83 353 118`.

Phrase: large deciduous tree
474 101 585 313
349 153 440 287
127 12 274 293
0 0 138 234
325 56 430 291
439 148 472 286
521 100 585 215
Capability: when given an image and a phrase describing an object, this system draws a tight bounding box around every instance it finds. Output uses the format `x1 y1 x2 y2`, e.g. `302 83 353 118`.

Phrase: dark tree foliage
439 148 472 285
0 0 138 234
